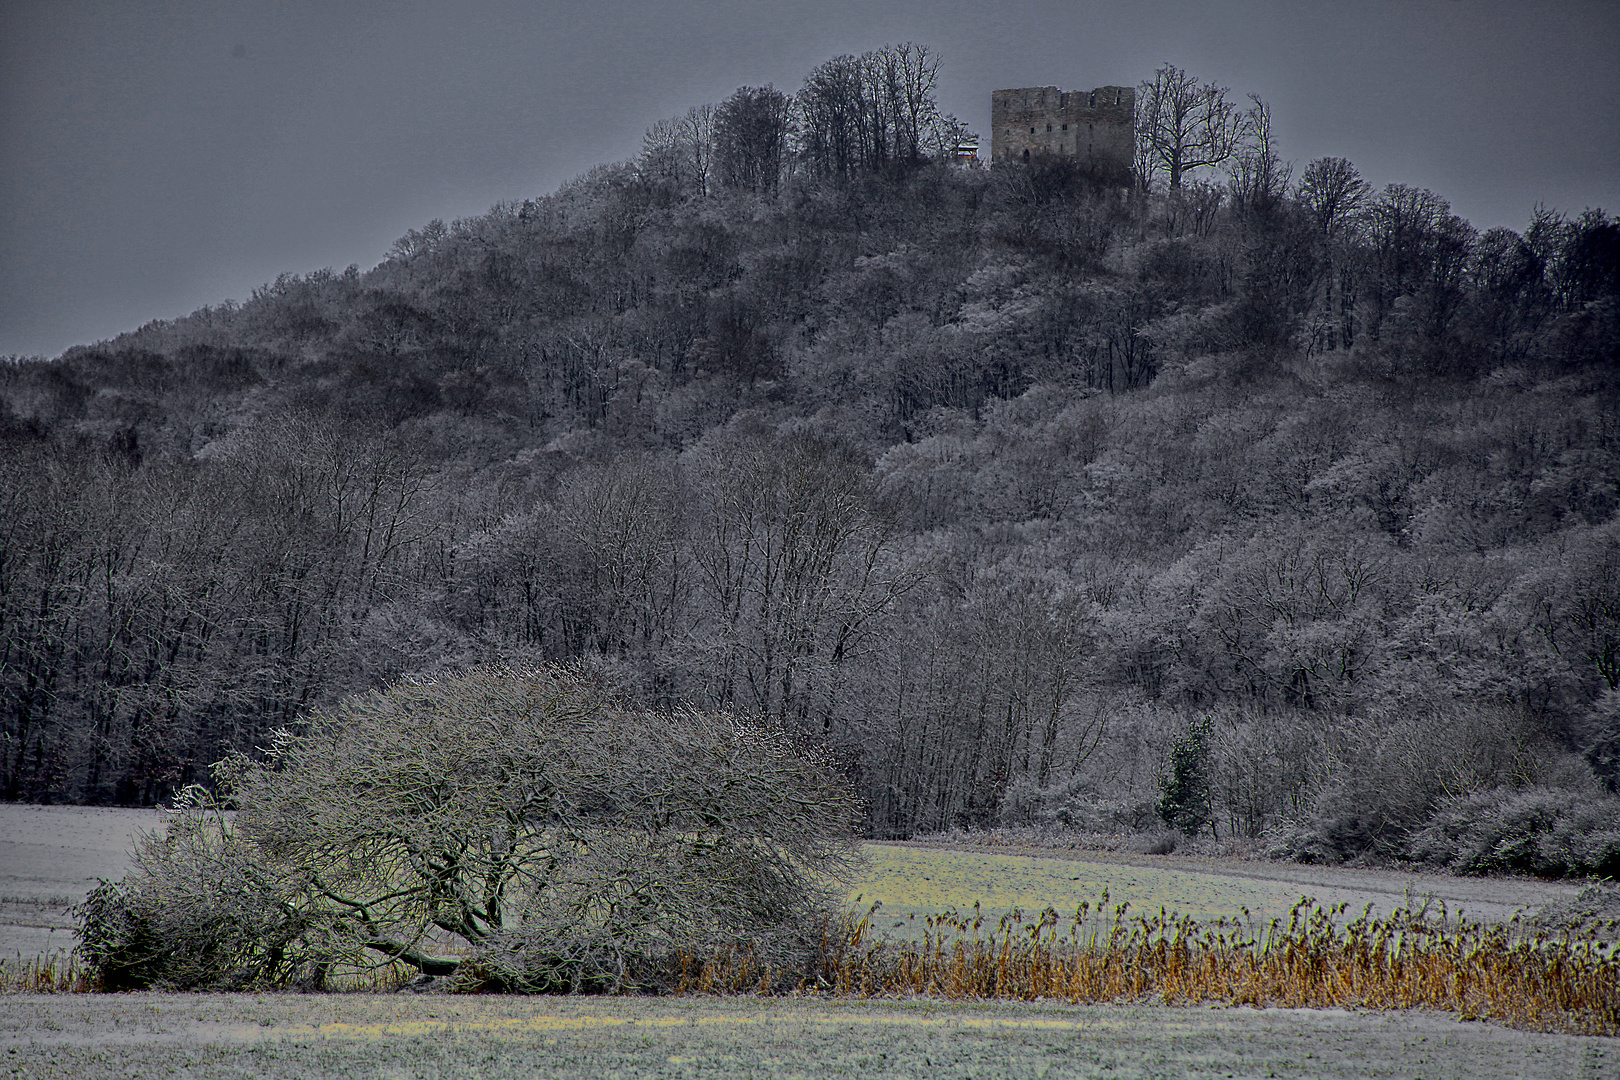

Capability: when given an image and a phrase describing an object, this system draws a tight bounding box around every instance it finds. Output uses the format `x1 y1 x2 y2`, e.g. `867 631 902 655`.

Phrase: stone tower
990 85 1135 181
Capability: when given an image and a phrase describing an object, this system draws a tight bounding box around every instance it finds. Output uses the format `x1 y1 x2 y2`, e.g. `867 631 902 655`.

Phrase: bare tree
1363 183 1477 358
1135 64 1245 190
641 104 718 197
1295 157 1370 239
1227 95 1291 213
641 117 686 188
1295 157 1372 353
549 455 687 660
872 42 943 164
683 429 910 731
796 53 870 178
715 86 791 194
680 104 718 196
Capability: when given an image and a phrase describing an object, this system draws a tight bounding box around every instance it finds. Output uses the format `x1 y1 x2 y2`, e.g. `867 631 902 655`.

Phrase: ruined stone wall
990 85 1135 179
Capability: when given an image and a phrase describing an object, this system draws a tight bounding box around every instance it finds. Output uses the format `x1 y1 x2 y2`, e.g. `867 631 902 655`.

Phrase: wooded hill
4 58 1618 869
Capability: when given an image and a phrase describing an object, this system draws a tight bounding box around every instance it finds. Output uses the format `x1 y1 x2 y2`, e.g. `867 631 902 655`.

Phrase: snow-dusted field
0 803 163 959
3 993 1614 1079
1 807 1612 1076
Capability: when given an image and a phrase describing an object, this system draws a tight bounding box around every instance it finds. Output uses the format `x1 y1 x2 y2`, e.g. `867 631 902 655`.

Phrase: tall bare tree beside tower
1135 64 1246 190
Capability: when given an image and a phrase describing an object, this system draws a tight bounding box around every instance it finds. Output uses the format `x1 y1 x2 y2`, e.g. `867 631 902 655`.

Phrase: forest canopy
3 48 1618 871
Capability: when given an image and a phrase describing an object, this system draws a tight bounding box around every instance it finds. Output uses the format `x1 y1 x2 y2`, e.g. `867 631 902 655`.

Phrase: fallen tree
75 665 863 991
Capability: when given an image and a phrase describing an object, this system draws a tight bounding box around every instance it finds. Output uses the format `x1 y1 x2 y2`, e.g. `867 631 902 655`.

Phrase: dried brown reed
0 950 100 994
679 894 1620 1037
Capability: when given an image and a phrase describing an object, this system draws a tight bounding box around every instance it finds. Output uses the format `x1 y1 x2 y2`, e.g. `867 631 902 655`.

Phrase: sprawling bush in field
75 665 862 991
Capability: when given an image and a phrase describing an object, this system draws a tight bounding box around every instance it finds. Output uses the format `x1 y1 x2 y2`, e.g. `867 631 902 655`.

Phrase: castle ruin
990 85 1135 182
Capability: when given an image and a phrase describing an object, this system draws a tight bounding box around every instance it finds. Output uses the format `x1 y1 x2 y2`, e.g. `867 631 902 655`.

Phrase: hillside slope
3 146 1617 866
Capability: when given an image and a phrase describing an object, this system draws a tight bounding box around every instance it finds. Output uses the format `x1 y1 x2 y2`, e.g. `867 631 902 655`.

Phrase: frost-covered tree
76 665 862 991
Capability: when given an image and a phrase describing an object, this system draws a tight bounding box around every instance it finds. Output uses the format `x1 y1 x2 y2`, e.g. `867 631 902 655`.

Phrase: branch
362 938 462 976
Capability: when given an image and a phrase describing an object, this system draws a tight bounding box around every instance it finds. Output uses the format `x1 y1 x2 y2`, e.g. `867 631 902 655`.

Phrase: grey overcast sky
2 0 1616 359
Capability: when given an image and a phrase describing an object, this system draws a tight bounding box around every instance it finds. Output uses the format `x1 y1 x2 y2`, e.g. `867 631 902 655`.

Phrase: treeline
642 43 968 198
2 51 1618 867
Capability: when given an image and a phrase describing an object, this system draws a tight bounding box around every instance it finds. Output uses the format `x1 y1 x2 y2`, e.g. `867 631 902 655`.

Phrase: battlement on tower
990 85 1135 182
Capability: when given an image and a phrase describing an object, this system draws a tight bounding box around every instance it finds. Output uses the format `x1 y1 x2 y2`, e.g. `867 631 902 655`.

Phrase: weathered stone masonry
990 85 1135 179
